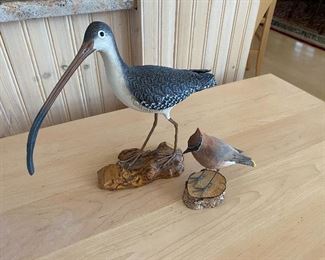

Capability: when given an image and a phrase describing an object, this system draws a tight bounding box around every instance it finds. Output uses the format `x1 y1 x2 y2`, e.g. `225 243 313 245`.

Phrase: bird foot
157 150 179 167
188 170 206 184
188 170 217 193
118 150 144 170
188 174 204 182
192 182 213 193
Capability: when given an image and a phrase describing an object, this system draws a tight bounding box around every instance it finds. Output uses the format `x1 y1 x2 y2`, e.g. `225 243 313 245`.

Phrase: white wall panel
0 1 259 137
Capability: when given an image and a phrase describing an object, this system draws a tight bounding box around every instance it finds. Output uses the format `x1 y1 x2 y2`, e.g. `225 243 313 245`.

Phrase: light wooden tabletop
1 74 324 260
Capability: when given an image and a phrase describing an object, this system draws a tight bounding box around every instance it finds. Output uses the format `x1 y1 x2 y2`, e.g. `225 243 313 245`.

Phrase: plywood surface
0 74 324 259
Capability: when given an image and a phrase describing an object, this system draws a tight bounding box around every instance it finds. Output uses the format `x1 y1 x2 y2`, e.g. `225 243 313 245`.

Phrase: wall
141 0 259 83
0 0 259 137
0 10 133 137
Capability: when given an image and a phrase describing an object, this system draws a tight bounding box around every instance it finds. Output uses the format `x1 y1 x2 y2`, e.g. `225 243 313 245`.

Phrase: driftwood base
97 142 184 190
183 169 227 210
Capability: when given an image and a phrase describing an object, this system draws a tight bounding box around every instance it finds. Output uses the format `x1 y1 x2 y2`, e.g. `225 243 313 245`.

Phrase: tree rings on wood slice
183 169 226 210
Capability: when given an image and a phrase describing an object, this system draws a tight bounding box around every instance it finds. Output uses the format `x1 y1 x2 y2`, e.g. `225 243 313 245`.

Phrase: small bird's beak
183 147 192 154
26 40 95 175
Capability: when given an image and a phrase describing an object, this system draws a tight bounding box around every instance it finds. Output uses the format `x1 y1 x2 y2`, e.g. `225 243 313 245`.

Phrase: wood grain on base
183 170 226 210
0 75 324 259
97 142 184 190
187 170 226 199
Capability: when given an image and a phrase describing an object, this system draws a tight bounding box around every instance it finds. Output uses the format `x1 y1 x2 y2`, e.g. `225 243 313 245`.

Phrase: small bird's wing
213 138 238 162
126 65 216 110
212 137 255 167
231 153 255 167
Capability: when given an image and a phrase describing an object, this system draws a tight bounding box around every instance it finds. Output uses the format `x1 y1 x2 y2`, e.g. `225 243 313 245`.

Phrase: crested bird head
183 128 203 154
26 21 117 175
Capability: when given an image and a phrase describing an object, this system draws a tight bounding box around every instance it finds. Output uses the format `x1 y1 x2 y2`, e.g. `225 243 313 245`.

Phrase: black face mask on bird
183 128 203 154
183 143 202 154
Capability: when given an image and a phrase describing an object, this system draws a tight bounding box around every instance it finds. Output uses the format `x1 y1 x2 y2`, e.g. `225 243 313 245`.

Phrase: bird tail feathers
235 154 256 167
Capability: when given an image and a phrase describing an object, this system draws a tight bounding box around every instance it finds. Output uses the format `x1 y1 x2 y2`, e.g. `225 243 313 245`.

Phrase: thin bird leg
193 171 217 193
169 118 178 152
120 113 158 166
188 170 206 183
159 118 179 166
140 113 158 151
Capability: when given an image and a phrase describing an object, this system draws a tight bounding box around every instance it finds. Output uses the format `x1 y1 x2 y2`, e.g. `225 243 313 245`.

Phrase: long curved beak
26 40 95 175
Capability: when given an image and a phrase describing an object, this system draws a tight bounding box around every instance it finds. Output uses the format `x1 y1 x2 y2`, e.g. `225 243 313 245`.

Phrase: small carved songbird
184 128 256 169
184 128 255 190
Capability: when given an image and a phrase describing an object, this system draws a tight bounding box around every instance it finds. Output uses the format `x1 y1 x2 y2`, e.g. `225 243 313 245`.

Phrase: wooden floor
246 30 325 101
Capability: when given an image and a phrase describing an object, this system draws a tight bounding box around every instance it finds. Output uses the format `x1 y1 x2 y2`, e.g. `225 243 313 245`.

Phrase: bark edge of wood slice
97 142 184 190
183 169 226 210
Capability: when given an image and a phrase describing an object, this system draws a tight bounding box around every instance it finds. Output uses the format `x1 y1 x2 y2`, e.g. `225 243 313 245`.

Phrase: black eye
98 31 105 38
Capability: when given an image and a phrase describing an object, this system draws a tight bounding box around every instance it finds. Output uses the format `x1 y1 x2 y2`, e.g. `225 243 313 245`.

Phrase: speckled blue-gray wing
126 66 217 110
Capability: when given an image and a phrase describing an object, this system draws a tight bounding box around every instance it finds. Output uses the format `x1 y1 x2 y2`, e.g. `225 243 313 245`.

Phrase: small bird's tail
235 154 256 167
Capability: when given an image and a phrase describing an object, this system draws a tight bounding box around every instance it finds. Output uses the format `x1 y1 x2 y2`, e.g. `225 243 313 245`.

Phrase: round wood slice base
183 169 226 210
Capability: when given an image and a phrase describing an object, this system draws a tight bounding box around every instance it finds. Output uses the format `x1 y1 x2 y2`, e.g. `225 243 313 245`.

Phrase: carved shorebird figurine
27 22 217 175
184 128 255 190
